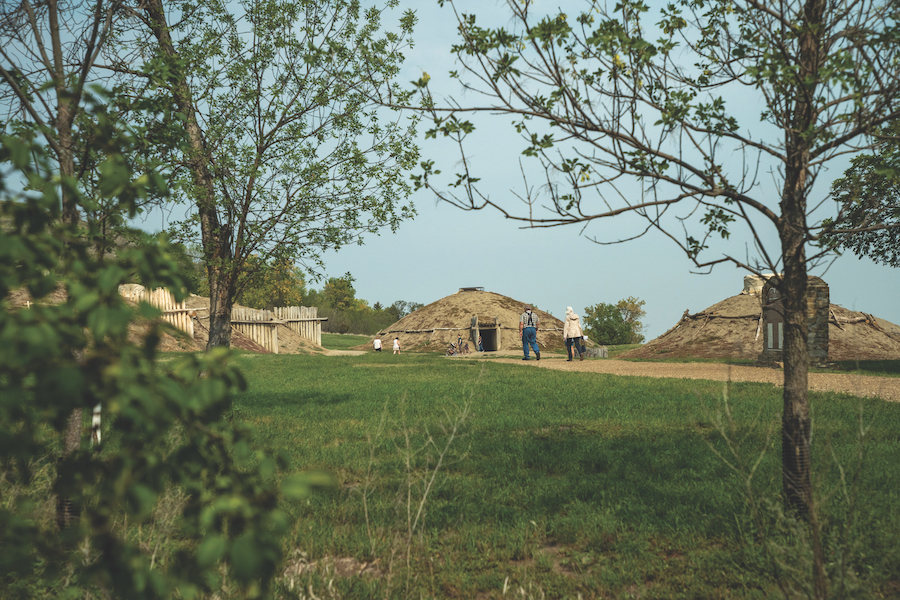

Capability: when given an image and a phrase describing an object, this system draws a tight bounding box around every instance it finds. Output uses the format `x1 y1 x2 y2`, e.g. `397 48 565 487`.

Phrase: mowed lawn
233 352 900 599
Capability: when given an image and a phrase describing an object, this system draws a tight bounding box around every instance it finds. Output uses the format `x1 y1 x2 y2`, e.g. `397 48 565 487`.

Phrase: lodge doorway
479 327 499 351
763 286 784 352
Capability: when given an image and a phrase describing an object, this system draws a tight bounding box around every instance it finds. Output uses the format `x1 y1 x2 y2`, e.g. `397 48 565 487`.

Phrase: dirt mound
622 293 900 361
360 289 569 353
827 305 900 361
7 282 70 307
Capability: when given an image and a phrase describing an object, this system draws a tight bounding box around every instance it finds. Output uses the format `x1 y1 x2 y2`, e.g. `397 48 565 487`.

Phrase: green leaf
281 471 336 500
229 534 263 584
4 136 32 168
197 535 227 568
127 484 159 518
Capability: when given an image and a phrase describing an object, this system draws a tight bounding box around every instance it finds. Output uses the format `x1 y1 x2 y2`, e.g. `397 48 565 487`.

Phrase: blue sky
321 185 900 340
139 0 899 340
315 0 900 339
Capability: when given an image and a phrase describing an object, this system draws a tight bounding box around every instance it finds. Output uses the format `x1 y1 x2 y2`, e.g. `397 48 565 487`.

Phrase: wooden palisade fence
274 306 323 346
119 286 326 354
232 306 326 353
231 307 280 354
120 286 194 338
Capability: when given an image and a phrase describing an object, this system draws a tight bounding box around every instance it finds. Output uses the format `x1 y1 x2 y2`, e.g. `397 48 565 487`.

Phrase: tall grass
233 352 900 598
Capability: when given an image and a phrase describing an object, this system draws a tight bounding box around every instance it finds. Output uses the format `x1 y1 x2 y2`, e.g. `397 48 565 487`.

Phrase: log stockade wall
275 306 324 346
232 306 327 353
121 287 194 338
118 287 326 352
231 307 279 354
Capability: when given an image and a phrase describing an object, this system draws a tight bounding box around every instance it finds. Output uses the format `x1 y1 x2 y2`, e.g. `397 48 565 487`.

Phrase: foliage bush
0 131 316 598
583 298 646 345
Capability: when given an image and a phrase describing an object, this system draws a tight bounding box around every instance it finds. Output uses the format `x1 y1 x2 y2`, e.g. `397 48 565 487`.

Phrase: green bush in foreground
0 133 316 598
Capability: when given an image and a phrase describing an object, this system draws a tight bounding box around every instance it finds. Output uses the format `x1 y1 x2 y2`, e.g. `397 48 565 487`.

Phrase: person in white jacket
563 306 585 361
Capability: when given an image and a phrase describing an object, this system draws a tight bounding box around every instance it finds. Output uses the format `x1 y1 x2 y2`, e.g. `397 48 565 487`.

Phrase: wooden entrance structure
758 276 829 365
470 315 502 351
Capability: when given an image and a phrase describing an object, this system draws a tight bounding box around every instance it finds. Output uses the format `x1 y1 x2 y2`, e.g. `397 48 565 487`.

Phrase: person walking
393 337 401 354
373 336 383 352
477 334 484 352
563 306 585 361
519 304 540 360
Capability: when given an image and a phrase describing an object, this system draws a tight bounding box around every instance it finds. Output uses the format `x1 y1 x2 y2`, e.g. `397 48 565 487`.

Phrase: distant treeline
166 244 421 335
149 240 646 341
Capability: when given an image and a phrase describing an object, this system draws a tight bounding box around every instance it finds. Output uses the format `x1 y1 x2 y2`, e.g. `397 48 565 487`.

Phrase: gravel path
327 349 899 402
493 357 900 403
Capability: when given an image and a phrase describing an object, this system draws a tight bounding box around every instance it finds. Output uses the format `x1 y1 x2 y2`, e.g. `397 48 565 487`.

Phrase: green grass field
321 333 372 350
829 360 900 378
232 352 900 599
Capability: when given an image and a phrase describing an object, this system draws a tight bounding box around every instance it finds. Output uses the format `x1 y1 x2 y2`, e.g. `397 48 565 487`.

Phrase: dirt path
491 356 900 403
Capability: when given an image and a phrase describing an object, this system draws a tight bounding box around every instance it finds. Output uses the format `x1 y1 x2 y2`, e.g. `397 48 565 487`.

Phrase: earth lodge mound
365 288 569 353
621 276 900 362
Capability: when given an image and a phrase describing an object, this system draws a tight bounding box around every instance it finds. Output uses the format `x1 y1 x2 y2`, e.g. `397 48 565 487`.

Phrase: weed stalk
703 372 872 599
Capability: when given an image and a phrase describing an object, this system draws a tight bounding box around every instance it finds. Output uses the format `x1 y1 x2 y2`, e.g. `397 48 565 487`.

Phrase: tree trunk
780 0 829 596
208 267 235 348
49 0 86 530
47 0 78 224
143 0 232 349
778 0 825 518
779 125 812 517
779 261 810 514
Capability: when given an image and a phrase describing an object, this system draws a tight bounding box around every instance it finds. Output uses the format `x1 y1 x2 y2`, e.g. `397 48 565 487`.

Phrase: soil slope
621 293 900 361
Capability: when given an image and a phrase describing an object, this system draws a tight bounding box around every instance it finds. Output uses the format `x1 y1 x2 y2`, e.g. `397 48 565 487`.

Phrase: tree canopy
401 0 900 526
0 0 124 226
104 0 420 348
583 297 646 345
824 124 900 268
583 303 633 345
